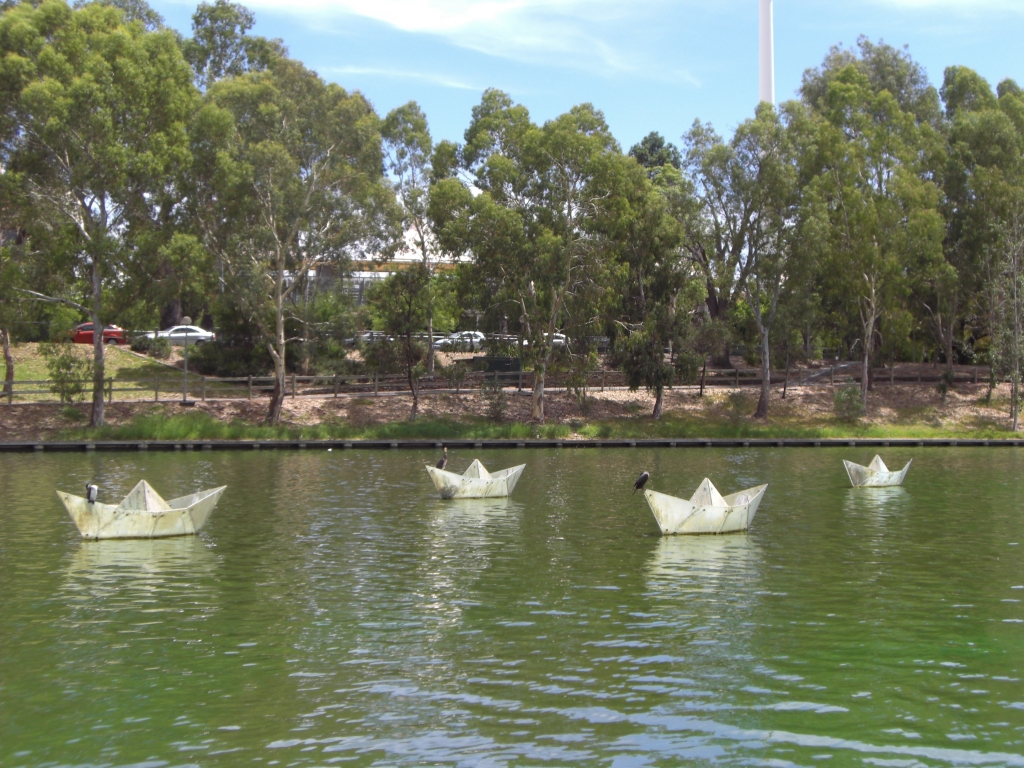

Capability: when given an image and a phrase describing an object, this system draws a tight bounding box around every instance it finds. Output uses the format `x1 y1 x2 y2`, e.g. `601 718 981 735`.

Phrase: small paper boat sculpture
644 479 767 536
57 480 226 540
425 459 526 500
843 456 912 487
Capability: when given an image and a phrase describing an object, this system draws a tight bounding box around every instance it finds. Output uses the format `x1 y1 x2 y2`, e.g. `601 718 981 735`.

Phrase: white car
522 333 567 348
433 331 486 351
142 325 217 346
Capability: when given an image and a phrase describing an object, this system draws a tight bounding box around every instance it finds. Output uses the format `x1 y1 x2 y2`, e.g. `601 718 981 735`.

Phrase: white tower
759 0 775 105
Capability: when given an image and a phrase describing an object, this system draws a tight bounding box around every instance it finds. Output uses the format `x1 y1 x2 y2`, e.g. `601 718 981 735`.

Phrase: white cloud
328 66 481 91
871 0 1024 11
241 0 674 75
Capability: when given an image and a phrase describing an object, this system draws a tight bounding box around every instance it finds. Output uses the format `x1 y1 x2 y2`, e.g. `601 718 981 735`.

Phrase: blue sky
150 0 1024 151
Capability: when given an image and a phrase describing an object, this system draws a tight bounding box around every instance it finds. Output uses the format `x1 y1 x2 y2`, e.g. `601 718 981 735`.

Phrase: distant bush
130 335 171 359
189 341 273 377
40 341 92 404
437 361 468 393
480 375 508 422
833 383 865 421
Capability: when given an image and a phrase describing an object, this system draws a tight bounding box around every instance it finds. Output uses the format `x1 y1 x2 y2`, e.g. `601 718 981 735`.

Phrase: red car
69 322 126 346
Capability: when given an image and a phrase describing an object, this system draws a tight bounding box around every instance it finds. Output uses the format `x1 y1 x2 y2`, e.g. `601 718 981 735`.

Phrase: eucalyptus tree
367 265 430 421
805 65 944 411
931 69 1024 372
680 103 804 419
431 91 624 422
992 204 1024 430
184 0 281 91
800 36 941 127
0 0 198 426
381 102 439 371
193 57 399 424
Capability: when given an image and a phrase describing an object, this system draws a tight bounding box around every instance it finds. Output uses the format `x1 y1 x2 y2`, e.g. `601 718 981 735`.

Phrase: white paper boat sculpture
843 456 912 487
644 479 768 536
425 459 526 500
57 480 226 540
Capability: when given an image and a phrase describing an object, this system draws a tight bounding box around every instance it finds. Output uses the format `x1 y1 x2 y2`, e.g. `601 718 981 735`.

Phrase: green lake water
1 447 1024 766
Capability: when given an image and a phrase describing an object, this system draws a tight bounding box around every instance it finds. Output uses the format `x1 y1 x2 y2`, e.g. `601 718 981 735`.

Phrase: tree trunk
407 333 419 421
2 327 13 398
754 327 770 420
426 313 434 373
265 269 286 425
1013 374 1020 432
652 386 664 420
531 362 546 422
89 256 105 428
160 298 182 331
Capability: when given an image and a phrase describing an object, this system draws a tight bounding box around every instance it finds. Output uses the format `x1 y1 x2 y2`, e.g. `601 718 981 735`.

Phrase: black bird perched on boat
632 472 649 495
85 483 98 504
435 447 448 470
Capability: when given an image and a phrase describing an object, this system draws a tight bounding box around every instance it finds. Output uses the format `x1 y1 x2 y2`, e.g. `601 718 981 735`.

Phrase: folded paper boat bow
57 480 226 540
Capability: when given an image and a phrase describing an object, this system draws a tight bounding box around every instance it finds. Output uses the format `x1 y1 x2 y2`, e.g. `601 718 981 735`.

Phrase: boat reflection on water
646 533 762 596
842 485 910 517
62 536 219 605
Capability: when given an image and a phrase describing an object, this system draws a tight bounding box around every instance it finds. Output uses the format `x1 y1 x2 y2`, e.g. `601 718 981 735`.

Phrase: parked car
433 331 486 351
69 323 126 345
521 333 567 348
140 325 216 346
344 331 393 346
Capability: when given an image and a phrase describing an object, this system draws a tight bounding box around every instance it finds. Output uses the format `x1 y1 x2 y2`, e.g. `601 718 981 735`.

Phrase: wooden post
373 372 378 397
518 369 523 393
734 368 739 388
601 371 606 392
154 377 159 403
107 377 113 404
248 375 253 400
830 366 834 386
334 373 339 398
201 376 206 402
291 373 297 399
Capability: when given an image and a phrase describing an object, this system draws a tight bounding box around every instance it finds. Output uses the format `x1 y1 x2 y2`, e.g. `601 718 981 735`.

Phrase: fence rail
1 364 992 406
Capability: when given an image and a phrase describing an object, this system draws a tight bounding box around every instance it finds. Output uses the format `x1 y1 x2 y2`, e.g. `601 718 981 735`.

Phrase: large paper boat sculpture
57 480 226 540
425 459 526 499
644 479 767 535
843 456 912 487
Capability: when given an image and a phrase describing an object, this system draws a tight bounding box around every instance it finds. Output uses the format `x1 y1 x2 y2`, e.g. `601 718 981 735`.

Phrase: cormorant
435 447 448 470
85 483 98 504
632 472 650 495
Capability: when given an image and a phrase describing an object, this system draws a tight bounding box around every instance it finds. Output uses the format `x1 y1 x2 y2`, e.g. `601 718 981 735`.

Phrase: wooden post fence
247 376 253 400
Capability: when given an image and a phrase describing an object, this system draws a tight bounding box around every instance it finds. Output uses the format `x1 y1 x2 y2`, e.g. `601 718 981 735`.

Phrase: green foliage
40 341 93 404
628 132 682 171
480 375 507 422
361 340 403 377
436 360 467 392
130 335 172 359
834 383 866 422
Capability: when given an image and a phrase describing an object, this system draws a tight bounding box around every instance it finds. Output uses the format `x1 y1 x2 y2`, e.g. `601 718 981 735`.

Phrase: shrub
936 370 956 401
130 335 172 359
437 361 468 393
833 383 865 422
480 374 508 422
40 341 92 404
189 341 273 377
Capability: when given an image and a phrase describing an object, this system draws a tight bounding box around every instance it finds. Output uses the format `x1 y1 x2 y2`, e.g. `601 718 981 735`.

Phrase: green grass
57 410 575 442
50 408 1022 443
